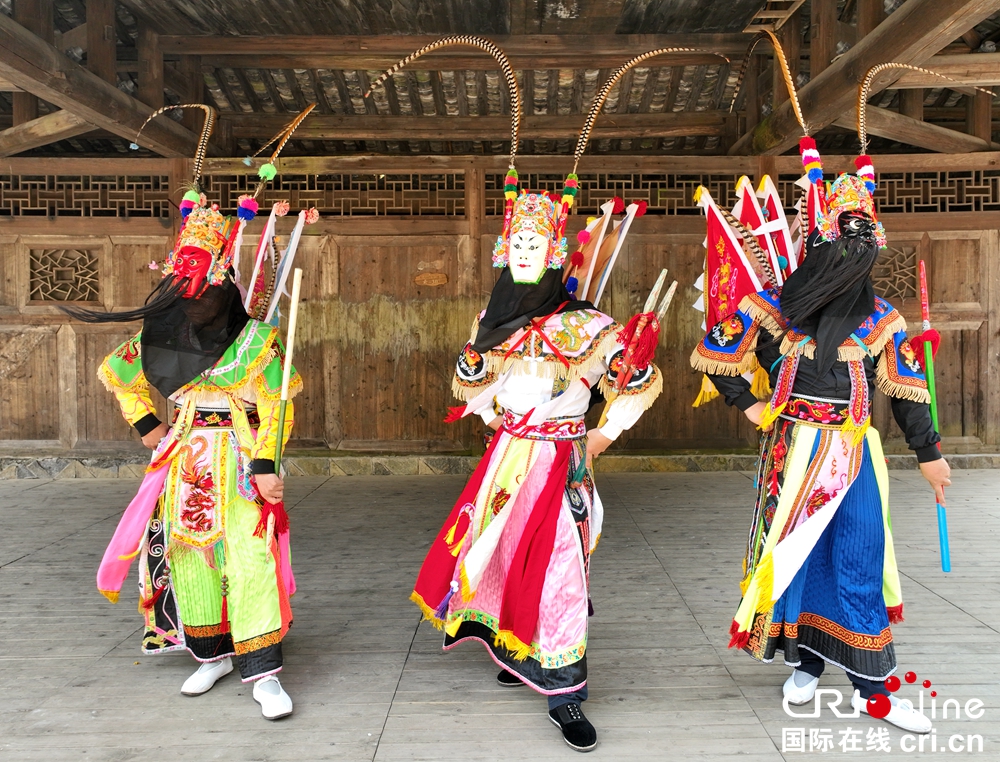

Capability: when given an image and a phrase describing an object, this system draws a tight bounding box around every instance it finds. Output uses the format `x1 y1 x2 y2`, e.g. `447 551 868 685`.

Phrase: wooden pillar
177 56 205 132
899 89 924 121
856 0 886 38
810 0 837 80
85 0 116 83
12 0 54 125
772 14 800 108
967 89 993 143
137 22 163 109
743 53 762 136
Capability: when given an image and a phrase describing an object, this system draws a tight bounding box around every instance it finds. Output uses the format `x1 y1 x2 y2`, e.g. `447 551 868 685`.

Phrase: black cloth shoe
548 702 598 752
496 669 524 687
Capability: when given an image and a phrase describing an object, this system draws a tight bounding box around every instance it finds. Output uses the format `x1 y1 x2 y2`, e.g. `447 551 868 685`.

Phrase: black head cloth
779 224 880 376
472 267 592 353
63 275 249 398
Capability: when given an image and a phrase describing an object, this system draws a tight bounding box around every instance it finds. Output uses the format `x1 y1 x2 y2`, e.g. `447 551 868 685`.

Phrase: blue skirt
761 442 896 680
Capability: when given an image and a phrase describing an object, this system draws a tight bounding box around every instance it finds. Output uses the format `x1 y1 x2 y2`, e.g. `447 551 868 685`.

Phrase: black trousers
798 649 889 700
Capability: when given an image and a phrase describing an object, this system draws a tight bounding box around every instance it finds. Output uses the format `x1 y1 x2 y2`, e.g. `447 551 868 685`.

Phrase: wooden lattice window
29 248 101 302
485 173 743 216
0 175 171 218
872 245 918 302
204 173 466 216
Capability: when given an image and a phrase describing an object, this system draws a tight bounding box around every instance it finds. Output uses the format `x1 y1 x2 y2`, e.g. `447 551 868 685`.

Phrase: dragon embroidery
177 436 216 534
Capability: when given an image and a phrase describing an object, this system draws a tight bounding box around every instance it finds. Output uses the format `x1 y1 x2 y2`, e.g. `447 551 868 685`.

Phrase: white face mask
508 230 548 284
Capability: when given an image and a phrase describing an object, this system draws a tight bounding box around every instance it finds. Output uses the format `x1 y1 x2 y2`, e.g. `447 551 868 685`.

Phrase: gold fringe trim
693 374 720 407
99 589 120 604
753 552 774 613
597 366 663 413
740 294 785 337
843 416 871 447
751 362 772 399
493 629 535 662
777 314 907 363
410 590 446 631
758 401 786 431
451 374 495 403
486 329 621 387
876 362 931 403
689 346 757 377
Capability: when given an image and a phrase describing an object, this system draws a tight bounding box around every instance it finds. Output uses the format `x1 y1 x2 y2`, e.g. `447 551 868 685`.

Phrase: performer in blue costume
691 152 950 734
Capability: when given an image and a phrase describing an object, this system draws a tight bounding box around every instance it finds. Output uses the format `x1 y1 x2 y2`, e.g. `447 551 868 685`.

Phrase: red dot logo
931 691 937 698
868 694 892 719
885 676 901 692
904 671 917 683
922 680 932 689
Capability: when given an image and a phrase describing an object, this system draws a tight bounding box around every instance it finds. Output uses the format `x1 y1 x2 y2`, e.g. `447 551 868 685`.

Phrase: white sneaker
852 691 932 733
782 669 820 705
181 657 233 696
252 675 293 720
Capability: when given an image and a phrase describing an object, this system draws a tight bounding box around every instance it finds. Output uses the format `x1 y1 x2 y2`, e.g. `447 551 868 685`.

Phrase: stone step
0 452 995 479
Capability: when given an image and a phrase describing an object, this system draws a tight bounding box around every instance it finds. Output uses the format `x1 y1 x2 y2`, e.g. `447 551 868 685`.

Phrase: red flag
695 186 763 327
757 175 797 280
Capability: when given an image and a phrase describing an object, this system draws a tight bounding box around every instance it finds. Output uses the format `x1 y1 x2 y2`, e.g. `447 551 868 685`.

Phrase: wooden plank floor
0 469 997 761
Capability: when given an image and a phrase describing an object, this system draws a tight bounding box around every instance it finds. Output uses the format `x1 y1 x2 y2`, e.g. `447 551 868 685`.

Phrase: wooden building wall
1 153 998 455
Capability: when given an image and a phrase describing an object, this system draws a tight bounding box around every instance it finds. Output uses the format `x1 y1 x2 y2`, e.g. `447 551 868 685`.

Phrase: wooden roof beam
730 0 1000 155
0 12 214 157
832 104 1000 152
157 34 753 70
0 109 94 156
223 112 735 141
893 52 1000 87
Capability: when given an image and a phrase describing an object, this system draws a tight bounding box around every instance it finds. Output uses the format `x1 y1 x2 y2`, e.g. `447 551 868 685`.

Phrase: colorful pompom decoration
566 276 579 295
129 142 139 151
304 207 320 225
799 136 823 184
503 168 519 200
258 163 277 182
570 250 584 268
576 229 591 245
855 154 876 193
242 156 253 166
237 194 258 222
634 200 648 217
777 255 789 270
611 196 625 215
274 200 290 217
178 190 200 219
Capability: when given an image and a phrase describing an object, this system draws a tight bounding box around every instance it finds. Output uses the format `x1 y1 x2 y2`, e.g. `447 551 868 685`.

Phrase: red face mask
172 246 212 298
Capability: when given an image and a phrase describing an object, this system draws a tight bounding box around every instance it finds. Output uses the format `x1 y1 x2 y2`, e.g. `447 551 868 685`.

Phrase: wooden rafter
157 34 750 70
832 105 999 153
0 12 208 157
730 0 1000 155
223 112 734 142
0 109 93 156
892 53 1000 88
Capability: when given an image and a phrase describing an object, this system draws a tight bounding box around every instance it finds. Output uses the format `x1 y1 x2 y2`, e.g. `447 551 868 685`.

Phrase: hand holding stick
919 260 951 572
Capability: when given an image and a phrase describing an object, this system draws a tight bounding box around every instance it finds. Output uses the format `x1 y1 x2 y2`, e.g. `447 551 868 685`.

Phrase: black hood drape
472 267 592 353
140 278 249 398
779 229 880 376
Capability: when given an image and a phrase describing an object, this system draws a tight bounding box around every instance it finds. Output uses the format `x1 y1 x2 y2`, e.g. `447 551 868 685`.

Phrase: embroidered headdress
492 191 567 270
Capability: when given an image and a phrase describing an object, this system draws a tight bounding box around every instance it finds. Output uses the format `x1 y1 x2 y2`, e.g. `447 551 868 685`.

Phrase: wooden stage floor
1 470 997 761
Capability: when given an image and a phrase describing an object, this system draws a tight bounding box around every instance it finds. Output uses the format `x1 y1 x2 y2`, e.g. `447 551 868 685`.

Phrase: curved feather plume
572 48 730 173
729 31 806 136
858 63 994 153
130 104 216 186
365 36 522 169
250 102 318 199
